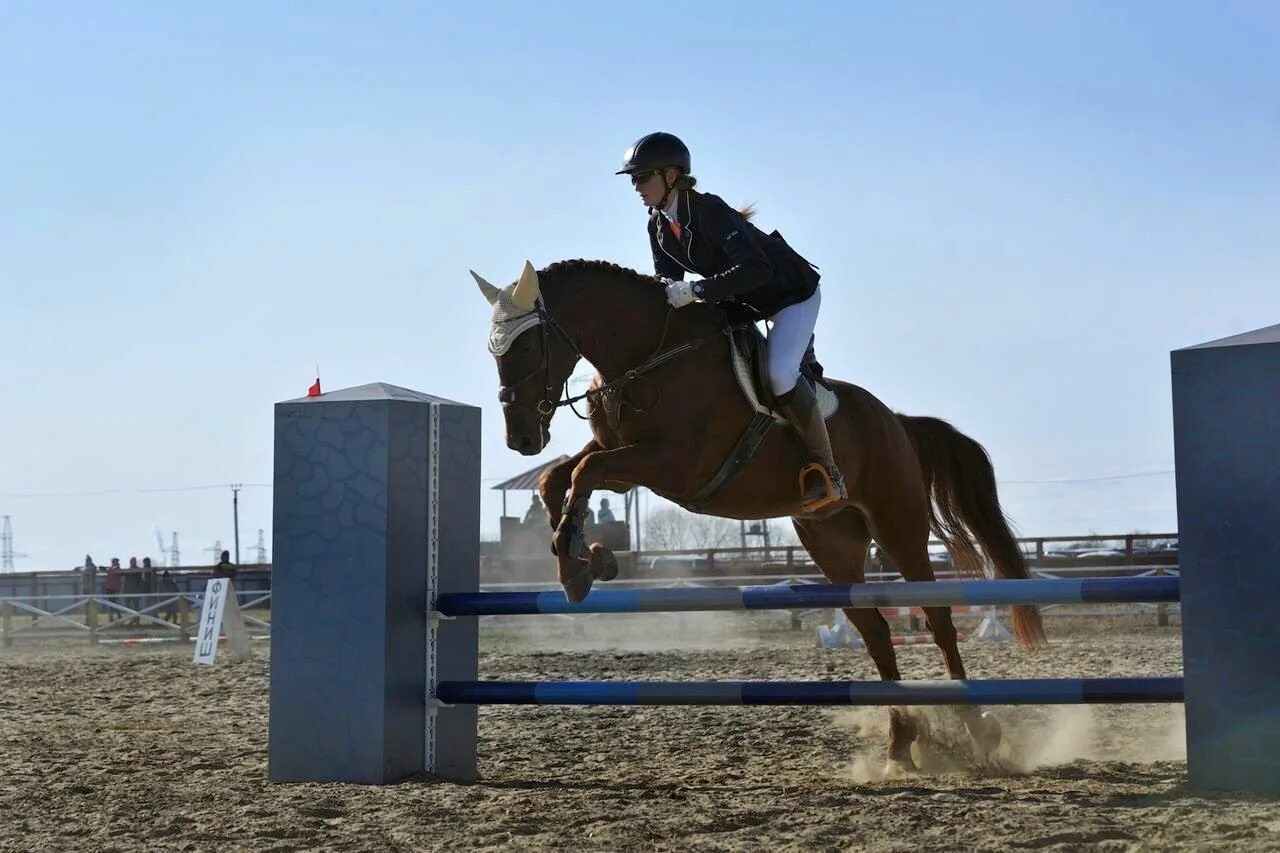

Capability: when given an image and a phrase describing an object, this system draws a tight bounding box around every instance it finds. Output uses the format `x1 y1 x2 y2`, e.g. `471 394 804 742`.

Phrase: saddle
680 324 839 510
728 324 839 424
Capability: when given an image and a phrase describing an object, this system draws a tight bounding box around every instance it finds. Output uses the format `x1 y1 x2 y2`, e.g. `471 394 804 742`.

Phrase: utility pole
231 483 242 564
254 528 268 564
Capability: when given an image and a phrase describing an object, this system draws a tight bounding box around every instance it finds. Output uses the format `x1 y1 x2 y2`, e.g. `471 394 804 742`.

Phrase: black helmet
616 132 690 175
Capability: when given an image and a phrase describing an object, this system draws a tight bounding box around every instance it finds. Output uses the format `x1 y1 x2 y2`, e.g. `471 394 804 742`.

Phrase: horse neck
545 271 676 379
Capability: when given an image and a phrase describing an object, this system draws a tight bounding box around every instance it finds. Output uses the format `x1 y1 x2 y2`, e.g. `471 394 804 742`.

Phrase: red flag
307 378 322 397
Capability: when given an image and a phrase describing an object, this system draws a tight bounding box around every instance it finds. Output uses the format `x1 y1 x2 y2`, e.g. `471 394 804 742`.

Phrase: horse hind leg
841 606 920 773
793 507 919 773
868 503 1002 757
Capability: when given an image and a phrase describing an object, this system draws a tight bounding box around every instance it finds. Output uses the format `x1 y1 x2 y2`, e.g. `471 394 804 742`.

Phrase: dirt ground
2 610 1278 852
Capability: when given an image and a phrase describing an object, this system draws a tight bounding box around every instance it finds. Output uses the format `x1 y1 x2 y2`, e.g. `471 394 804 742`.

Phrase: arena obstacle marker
268 384 480 785
817 607 1007 650
269 324 1280 794
193 578 251 665
973 611 1014 643
1171 323 1280 795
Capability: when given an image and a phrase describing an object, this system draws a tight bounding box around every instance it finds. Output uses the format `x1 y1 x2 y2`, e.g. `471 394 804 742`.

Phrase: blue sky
2 2 1277 569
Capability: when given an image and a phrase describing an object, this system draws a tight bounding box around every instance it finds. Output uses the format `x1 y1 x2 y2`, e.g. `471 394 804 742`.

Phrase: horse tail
896 414 1048 649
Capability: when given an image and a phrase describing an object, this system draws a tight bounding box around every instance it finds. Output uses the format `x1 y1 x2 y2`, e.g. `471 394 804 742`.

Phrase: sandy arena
3 611 1279 851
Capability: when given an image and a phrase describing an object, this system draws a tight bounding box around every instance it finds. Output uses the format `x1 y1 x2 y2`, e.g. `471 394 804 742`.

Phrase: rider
617 131 847 511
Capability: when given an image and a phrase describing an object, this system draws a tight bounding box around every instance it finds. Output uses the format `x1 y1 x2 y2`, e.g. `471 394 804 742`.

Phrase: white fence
0 590 272 647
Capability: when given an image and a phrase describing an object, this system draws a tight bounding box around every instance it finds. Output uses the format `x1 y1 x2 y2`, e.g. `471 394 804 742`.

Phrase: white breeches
766 286 821 395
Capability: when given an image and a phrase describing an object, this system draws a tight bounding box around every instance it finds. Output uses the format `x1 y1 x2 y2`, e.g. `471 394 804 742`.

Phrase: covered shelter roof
491 455 570 491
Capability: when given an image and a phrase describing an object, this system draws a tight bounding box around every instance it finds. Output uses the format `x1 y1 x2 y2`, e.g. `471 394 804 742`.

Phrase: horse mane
541 259 662 291
539 258 725 337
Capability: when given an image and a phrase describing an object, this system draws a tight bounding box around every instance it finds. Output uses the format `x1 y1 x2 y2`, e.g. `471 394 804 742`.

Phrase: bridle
495 297 729 423
495 301 582 419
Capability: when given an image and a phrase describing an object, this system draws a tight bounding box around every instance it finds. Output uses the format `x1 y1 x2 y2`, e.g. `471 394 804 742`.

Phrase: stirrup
798 463 843 513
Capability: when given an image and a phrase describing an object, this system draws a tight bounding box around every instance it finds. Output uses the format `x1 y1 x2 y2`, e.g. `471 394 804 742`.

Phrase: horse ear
511 260 540 310
470 270 501 304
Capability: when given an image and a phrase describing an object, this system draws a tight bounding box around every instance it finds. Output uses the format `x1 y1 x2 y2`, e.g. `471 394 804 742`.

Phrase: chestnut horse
474 259 1046 771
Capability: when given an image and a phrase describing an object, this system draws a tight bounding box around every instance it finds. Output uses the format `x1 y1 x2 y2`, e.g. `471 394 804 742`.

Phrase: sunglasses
629 170 660 186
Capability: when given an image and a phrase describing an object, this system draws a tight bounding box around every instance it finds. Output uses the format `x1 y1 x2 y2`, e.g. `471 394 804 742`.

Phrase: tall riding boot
776 379 848 512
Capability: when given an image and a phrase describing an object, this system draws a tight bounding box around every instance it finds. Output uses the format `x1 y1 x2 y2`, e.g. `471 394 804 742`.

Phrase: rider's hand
664 279 697 309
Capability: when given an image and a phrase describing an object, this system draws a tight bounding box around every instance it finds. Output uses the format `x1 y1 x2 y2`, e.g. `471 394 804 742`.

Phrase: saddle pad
730 331 838 423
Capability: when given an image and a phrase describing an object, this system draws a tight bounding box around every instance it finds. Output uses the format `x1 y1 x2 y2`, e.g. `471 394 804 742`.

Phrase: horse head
473 261 582 455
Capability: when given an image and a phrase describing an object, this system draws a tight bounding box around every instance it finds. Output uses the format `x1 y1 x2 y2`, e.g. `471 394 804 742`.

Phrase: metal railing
0 590 271 647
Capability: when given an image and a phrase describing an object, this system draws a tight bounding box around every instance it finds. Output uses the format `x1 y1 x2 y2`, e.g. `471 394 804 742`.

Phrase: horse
473 258 1047 772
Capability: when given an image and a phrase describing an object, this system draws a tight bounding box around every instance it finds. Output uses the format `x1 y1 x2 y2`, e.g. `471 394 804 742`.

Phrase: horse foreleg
554 441 677 603
540 440 601 555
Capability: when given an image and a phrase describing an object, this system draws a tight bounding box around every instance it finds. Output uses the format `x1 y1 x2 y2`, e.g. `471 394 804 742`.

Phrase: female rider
617 131 846 511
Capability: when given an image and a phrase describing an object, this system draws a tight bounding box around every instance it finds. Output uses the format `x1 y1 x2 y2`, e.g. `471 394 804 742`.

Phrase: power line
1000 470 1175 485
0 483 272 498
0 469 1177 499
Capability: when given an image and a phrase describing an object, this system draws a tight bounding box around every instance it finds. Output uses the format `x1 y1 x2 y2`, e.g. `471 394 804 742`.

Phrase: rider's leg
768 287 848 509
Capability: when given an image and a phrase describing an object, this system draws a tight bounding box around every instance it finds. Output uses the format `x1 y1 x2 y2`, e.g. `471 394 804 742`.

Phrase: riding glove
664 279 697 308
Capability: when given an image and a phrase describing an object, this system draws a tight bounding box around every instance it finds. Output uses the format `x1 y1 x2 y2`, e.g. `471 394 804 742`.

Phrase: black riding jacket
648 189 820 320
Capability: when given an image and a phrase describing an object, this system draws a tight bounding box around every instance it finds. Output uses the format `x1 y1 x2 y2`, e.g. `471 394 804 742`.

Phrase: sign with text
193 578 252 665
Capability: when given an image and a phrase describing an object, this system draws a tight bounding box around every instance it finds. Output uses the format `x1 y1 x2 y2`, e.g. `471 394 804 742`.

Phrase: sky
2 1 1277 570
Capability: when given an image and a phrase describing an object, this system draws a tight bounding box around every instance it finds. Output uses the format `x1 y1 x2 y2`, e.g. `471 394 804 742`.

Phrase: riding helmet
616 132 691 175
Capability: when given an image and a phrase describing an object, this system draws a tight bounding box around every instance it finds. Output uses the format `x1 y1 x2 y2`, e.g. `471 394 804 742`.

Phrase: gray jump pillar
1172 324 1280 795
269 383 480 784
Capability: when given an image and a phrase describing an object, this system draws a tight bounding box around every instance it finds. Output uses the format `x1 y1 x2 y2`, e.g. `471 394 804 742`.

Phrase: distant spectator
159 570 180 624
523 494 545 526
124 556 147 625
105 559 122 621
597 498 616 524
212 549 238 586
80 555 97 595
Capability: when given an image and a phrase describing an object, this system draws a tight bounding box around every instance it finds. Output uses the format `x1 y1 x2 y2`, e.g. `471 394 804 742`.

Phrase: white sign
193 578 253 665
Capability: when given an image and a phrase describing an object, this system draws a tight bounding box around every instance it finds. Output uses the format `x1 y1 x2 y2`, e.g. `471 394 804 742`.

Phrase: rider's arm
690 195 772 301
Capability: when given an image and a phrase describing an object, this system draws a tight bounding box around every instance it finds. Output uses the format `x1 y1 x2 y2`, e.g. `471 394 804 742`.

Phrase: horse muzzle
506 419 551 456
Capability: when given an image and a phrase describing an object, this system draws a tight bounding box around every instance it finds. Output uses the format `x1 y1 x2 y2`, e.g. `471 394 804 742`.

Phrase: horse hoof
562 572 594 604
590 546 618 582
883 757 917 779
969 711 1003 755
